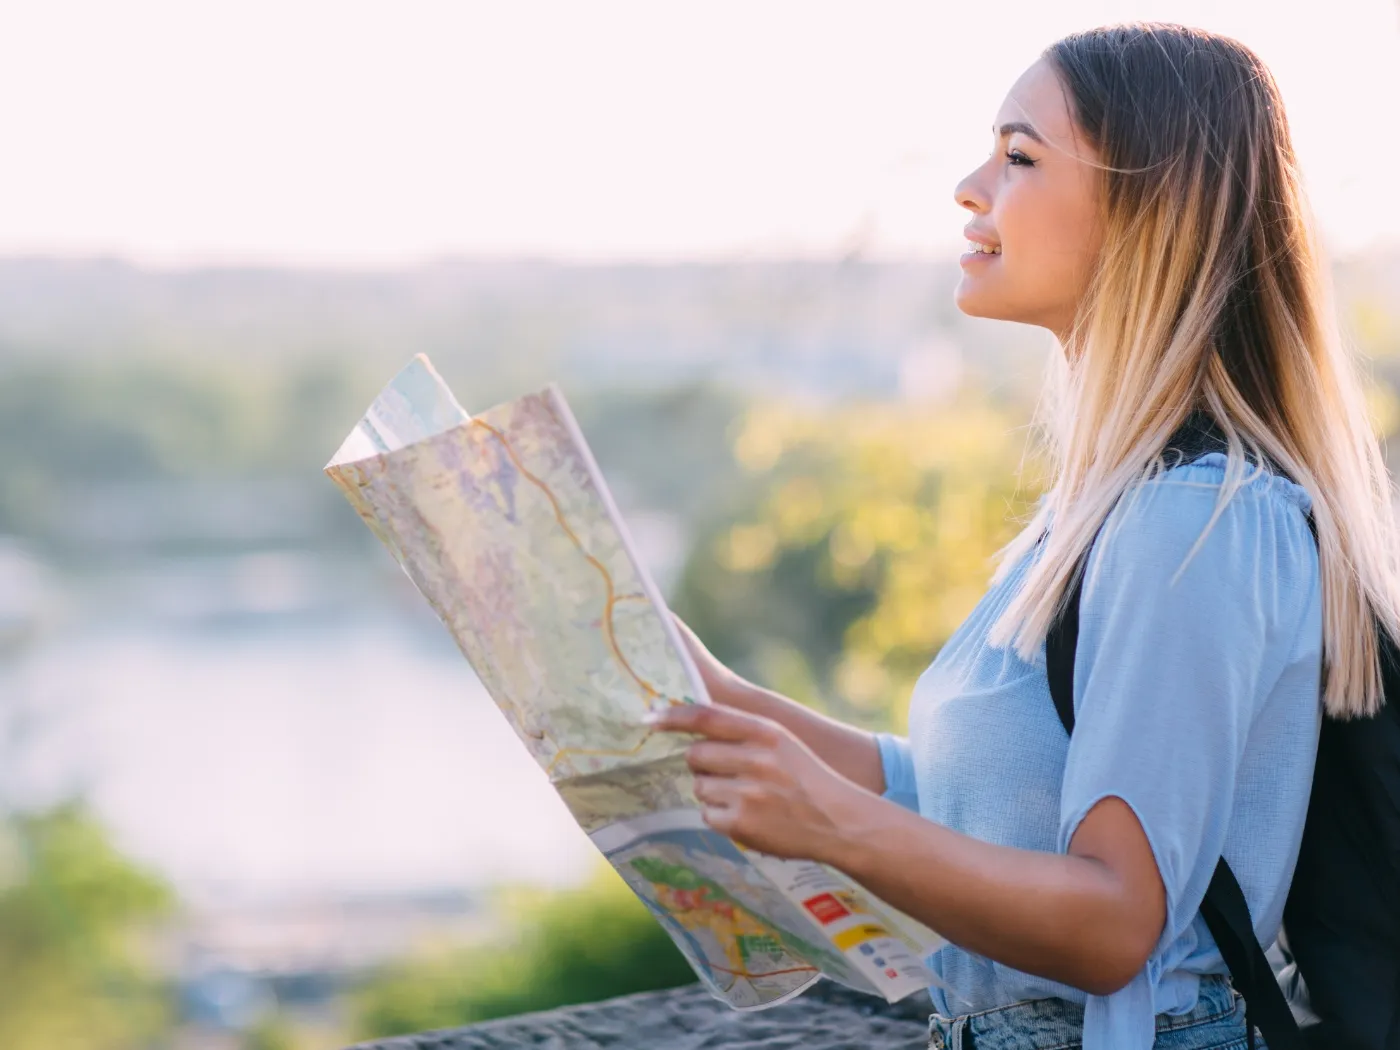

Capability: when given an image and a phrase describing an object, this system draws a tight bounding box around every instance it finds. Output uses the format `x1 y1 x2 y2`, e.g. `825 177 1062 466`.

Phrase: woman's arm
647 702 1167 997
671 616 887 795
831 785 1165 995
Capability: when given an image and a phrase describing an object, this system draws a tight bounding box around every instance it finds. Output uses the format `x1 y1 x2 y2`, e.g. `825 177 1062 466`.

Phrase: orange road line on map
472 418 660 703
472 419 686 775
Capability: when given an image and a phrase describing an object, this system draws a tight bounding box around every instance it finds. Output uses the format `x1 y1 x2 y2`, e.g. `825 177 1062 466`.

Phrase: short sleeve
1056 472 1317 928
875 732 920 812
1056 472 1318 1047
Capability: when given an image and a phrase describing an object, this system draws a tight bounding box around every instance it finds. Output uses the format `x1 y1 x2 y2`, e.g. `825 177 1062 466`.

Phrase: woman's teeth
966 241 1001 255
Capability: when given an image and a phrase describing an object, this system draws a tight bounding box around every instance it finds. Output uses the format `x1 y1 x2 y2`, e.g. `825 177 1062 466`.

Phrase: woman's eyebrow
996 121 1046 145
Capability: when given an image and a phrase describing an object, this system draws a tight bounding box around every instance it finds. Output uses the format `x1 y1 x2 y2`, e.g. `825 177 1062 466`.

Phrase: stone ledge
347 979 933 1050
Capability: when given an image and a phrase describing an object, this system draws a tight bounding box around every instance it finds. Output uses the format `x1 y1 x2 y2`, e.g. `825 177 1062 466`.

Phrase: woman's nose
954 167 990 215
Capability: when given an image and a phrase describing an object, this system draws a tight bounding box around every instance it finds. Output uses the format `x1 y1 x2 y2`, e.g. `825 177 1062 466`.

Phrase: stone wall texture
348 980 933 1050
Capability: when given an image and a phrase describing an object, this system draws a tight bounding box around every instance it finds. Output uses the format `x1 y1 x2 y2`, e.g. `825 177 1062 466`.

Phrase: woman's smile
961 237 1003 266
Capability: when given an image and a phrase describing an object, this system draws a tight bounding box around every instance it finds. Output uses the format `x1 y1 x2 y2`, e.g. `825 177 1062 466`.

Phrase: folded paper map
325 355 945 1010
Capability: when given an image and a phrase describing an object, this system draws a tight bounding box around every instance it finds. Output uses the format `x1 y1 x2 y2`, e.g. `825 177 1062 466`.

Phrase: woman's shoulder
1097 451 1315 552
1088 451 1318 605
1077 451 1323 700
1147 450 1313 516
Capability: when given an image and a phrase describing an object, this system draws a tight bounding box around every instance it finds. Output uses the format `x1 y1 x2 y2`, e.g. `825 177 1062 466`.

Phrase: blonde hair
988 23 1400 719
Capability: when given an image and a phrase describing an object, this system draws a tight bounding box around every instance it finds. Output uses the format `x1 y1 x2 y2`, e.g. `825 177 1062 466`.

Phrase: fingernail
641 710 665 726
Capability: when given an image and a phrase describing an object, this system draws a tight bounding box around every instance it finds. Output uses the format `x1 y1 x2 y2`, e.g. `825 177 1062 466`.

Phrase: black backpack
1044 413 1400 1050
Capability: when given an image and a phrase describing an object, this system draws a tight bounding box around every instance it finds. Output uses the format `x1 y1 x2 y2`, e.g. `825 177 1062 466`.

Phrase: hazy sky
3 0 1396 268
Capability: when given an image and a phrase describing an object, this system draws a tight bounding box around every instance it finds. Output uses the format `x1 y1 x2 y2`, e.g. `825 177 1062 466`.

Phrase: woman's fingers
648 701 780 745
692 773 744 807
651 701 798 846
685 739 774 778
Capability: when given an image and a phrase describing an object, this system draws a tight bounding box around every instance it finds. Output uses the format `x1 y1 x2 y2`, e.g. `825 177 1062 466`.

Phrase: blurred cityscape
3 249 1398 1049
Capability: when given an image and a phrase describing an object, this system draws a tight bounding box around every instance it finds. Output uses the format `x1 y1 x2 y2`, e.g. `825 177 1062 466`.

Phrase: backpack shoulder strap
1045 549 1082 735
1043 412 1308 1050
1199 861 1309 1050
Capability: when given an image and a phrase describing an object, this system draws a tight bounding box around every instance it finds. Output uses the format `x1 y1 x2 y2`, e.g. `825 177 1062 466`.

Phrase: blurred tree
572 381 753 531
1344 295 1400 453
671 389 1045 731
243 1012 302 1050
353 864 696 1039
0 803 174 1050
0 357 384 547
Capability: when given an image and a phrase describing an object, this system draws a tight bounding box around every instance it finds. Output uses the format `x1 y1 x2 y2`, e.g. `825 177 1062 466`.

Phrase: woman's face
953 58 1104 339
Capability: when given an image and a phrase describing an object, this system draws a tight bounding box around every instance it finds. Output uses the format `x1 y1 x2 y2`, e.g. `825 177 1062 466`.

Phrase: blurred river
0 542 648 905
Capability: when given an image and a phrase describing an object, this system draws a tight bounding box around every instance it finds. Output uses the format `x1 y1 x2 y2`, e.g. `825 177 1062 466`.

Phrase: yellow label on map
831 923 890 952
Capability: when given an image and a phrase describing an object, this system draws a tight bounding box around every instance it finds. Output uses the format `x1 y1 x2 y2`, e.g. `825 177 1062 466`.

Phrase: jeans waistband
927 974 1240 1050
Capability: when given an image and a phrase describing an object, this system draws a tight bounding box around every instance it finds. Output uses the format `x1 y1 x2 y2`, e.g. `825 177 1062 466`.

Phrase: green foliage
672 389 1045 730
0 803 175 1050
0 356 381 539
352 864 697 1039
0 358 346 478
570 382 753 531
243 1013 303 1050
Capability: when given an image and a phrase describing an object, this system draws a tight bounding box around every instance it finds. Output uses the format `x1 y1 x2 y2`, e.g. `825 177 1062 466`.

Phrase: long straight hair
988 22 1400 718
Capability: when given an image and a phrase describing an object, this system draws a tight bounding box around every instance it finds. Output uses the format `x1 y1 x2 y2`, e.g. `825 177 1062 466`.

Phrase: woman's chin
953 280 1003 320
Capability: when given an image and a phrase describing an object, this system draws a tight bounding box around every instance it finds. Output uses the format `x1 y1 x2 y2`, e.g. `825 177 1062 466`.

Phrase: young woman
649 21 1400 1050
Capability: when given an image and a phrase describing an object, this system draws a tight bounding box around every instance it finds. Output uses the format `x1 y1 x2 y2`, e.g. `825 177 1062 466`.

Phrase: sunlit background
3 2 1398 1049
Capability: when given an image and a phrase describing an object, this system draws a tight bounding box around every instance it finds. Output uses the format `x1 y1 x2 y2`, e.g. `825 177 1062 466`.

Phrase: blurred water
0 551 602 903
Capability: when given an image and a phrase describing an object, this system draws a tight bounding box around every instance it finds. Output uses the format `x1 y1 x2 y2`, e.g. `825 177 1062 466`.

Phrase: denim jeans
927 975 1264 1050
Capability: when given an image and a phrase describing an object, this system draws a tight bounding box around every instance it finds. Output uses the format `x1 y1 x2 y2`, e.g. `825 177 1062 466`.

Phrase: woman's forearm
819 791 1156 996
719 683 887 795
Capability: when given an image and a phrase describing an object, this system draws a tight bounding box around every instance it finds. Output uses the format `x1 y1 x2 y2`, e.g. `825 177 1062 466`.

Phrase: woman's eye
1006 149 1036 168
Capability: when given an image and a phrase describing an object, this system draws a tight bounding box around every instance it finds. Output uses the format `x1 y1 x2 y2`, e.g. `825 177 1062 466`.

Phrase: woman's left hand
647 702 864 862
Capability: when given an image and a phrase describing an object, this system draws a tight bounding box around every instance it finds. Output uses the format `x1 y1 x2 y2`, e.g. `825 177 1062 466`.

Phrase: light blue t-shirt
876 453 1323 1050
